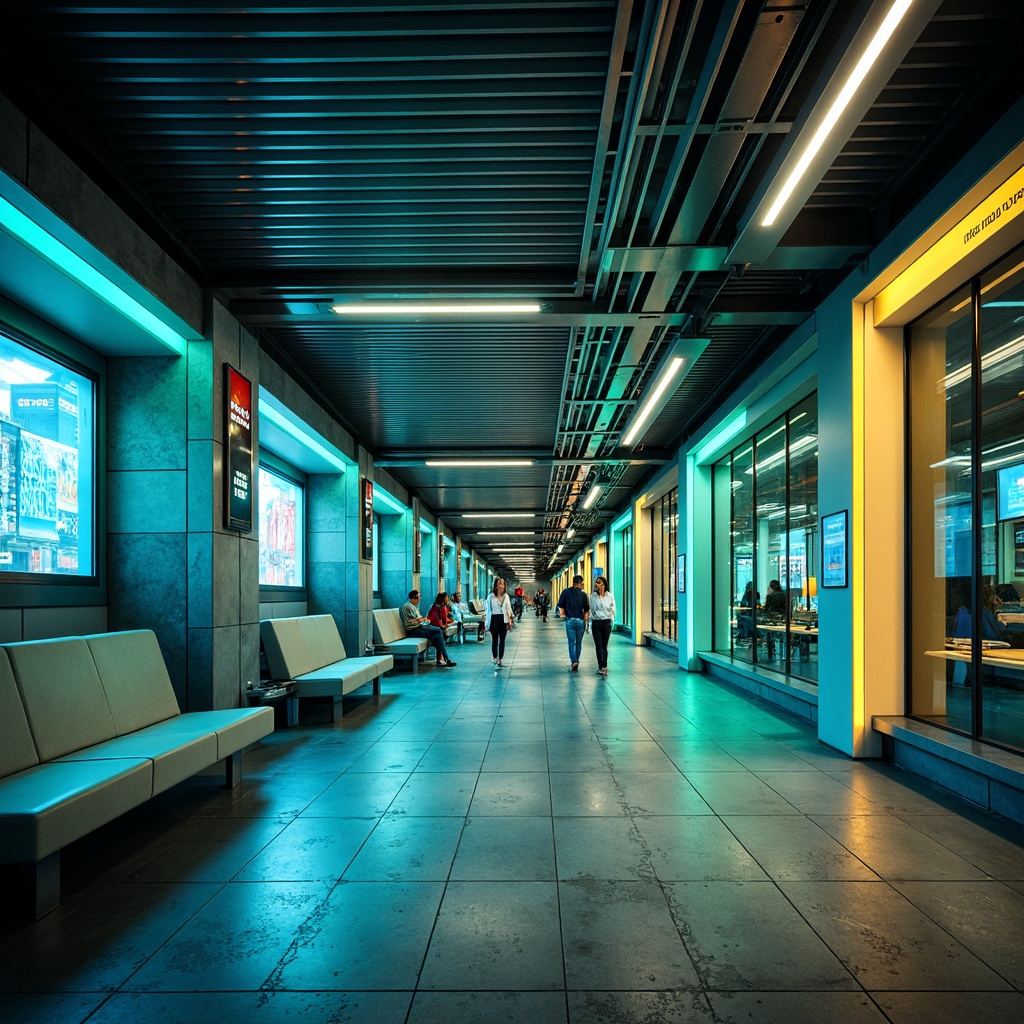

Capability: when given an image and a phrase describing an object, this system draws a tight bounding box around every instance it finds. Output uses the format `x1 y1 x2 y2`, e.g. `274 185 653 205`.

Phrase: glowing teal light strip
258 401 349 471
373 486 407 514
0 196 189 356
694 410 747 464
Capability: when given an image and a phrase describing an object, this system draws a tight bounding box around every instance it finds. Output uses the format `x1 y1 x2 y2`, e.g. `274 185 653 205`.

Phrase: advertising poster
225 365 253 532
821 510 848 588
17 430 65 541
361 477 374 561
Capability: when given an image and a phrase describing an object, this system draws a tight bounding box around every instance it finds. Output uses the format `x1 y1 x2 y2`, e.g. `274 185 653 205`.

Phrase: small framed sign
224 365 253 532
821 509 848 588
361 477 374 561
677 553 686 593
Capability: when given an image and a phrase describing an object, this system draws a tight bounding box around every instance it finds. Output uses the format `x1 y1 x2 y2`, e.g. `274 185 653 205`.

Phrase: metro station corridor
3 614 1024 1024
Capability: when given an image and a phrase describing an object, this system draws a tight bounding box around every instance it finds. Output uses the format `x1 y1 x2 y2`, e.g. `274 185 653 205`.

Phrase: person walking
556 574 590 671
590 574 616 675
401 589 457 667
484 577 514 667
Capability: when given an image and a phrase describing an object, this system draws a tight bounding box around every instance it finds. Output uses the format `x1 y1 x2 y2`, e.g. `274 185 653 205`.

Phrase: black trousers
591 618 612 669
490 618 508 659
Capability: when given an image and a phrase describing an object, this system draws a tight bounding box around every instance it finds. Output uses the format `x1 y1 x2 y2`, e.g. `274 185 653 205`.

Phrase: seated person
427 591 454 635
448 590 466 642
736 581 758 641
762 579 787 618
401 589 456 667
761 579 787 657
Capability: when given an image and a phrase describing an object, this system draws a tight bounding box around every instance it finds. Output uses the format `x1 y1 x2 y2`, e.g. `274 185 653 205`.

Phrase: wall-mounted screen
997 463 1024 521
0 328 94 576
258 464 303 587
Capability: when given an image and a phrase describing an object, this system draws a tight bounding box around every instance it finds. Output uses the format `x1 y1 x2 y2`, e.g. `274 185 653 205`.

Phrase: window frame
0 302 104 606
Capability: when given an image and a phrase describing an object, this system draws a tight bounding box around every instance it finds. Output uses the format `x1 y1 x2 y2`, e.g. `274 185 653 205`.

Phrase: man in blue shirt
556 575 590 671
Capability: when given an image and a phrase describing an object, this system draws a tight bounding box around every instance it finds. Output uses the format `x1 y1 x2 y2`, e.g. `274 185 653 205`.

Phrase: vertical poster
225 365 253 532
821 510 848 587
414 526 421 573
361 477 374 561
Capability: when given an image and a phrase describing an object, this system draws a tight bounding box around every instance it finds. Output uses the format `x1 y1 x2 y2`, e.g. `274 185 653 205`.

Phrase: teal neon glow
257 401 349 472
684 454 696 666
418 519 434 534
694 410 747 464
0 196 188 356
373 486 407 514
611 509 632 533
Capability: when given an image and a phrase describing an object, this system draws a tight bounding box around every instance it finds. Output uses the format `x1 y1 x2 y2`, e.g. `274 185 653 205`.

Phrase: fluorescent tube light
760 0 914 227
258 400 349 472
582 485 602 510
462 513 539 519
619 338 709 448
478 531 536 536
332 303 541 315
426 460 534 467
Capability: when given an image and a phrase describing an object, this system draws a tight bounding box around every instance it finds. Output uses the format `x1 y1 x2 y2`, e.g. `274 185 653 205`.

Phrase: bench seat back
260 613 348 680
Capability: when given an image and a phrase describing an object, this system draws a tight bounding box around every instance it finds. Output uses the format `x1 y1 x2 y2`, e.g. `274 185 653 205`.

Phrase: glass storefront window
909 250 1024 751
258 464 304 588
651 490 677 640
617 524 633 630
0 328 95 577
712 395 818 681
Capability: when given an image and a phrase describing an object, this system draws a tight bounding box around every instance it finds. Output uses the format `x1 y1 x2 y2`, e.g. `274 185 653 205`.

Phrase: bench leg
29 852 61 920
225 751 243 788
411 654 419 674
287 696 300 727
331 697 344 723
372 676 381 697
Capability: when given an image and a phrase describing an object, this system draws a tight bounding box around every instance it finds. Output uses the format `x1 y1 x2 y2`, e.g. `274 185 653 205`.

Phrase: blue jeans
565 617 585 665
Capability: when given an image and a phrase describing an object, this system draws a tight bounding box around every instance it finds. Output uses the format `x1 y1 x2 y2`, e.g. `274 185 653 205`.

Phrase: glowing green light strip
0 195 189 356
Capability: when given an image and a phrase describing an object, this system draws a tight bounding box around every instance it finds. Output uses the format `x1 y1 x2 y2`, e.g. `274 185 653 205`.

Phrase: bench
371 608 431 672
259 614 393 722
0 629 273 920
459 600 486 642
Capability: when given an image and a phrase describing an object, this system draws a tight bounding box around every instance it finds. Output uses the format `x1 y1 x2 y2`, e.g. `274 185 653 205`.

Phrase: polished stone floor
3 615 1024 1024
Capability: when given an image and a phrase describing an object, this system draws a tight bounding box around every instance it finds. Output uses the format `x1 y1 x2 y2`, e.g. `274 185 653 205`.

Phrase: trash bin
246 681 297 728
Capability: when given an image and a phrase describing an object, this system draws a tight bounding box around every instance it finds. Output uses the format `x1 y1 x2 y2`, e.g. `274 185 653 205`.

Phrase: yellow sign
875 163 1024 324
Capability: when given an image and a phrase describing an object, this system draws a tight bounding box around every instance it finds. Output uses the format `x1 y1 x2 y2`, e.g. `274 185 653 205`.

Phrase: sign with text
821 509 848 588
224 365 253 532
361 477 374 561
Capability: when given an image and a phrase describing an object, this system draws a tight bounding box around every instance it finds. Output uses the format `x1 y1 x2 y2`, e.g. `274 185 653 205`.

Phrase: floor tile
722 815 880 881
419 881 563 990
559 878 700 990
386 771 478 817
567 989 713 1023
810 814 991 880
470 772 552 816
272 880 445 990
343 815 464 881
893 880 1024 988
233 817 377 881
633 816 770 881
662 880 858 991
554 817 653 880
873 991 1024 1023
451 816 556 880
779 880 1013 991
409 991 567 1024
706 992 888 1023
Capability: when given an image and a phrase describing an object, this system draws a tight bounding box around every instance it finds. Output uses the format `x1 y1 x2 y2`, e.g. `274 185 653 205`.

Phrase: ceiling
1 0 1020 582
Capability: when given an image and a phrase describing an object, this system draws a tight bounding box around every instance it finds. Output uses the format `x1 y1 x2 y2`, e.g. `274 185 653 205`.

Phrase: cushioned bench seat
371 608 431 672
259 614 393 721
0 630 273 919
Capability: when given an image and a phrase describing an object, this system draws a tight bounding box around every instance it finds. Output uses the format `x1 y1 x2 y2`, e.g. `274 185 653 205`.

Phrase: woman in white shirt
590 574 616 675
484 577 515 667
